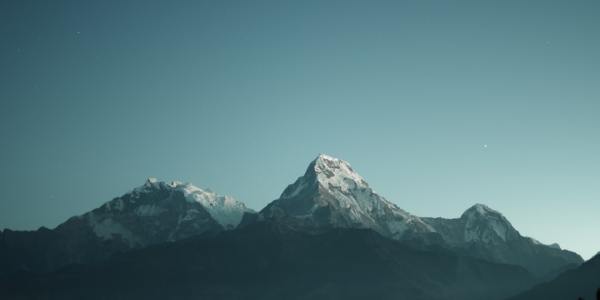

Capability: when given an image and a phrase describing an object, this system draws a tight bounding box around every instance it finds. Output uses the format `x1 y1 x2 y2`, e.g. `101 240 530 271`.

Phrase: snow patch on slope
130 178 251 228
135 204 166 217
88 213 139 246
462 204 513 243
178 183 250 229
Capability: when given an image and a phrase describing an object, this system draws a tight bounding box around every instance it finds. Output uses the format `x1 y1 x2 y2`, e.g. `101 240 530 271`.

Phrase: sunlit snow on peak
312 154 367 191
133 179 251 228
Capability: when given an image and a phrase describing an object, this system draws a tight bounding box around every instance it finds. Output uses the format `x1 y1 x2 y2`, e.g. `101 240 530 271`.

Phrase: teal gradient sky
1 0 599 259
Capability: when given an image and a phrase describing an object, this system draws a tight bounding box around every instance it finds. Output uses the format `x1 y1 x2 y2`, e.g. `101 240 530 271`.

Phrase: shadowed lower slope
1 221 534 300
509 254 600 300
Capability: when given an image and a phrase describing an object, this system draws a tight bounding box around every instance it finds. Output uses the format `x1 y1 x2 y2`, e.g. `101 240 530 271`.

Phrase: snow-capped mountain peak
175 182 251 229
423 204 583 276
133 177 173 193
131 179 252 229
312 154 368 191
461 204 517 243
461 203 500 218
72 178 252 248
262 154 434 239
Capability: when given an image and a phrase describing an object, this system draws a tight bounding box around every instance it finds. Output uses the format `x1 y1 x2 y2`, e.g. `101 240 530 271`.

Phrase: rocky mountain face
258 154 436 240
0 178 250 274
0 221 536 300
508 254 600 300
423 204 583 277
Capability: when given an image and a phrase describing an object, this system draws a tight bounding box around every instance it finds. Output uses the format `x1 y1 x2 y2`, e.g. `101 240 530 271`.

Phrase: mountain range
258 154 581 277
0 154 591 300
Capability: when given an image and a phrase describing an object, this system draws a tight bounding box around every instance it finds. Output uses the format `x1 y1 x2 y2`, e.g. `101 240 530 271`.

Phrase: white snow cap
312 154 368 191
177 182 251 228
295 154 434 237
134 178 251 228
465 203 498 216
462 203 514 242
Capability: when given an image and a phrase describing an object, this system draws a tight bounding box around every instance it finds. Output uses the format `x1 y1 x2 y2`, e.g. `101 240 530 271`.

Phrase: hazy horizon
1 0 599 260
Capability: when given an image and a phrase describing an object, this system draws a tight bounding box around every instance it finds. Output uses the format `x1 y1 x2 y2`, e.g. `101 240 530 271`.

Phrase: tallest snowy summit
260 153 434 239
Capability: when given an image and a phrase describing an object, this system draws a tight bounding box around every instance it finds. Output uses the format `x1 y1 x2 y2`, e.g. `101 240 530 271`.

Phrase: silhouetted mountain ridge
508 254 600 300
0 222 535 300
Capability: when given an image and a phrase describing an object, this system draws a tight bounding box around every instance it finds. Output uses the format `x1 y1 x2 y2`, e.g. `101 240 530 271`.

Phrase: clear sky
1 0 599 259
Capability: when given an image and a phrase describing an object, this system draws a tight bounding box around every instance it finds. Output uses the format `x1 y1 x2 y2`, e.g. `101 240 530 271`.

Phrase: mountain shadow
0 221 535 300
508 255 600 300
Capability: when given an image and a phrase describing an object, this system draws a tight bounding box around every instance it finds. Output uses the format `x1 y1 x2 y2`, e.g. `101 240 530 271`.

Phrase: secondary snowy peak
422 204 583 276
65 178 252 248
461 204 518 243
131 178 251 228
176 183 250 229
461 203 501 218
263 154 434 239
